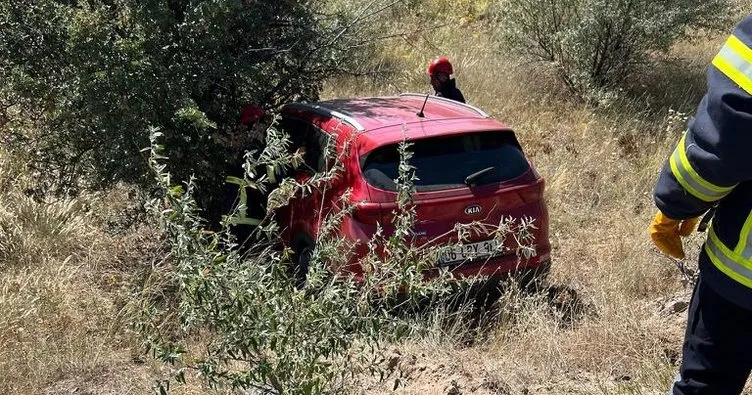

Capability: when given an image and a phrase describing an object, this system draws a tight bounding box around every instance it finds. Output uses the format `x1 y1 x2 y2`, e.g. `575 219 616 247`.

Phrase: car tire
293 244 313 289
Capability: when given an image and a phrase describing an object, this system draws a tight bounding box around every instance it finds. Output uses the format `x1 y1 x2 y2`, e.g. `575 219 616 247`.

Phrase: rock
671 300 689 313
663 298 689 315
445 379 462 395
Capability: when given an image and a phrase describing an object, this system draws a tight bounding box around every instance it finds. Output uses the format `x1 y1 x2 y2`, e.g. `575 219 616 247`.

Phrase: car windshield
361 131 530 192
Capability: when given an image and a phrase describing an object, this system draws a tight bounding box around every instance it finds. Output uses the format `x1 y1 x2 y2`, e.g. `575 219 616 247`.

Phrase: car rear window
361 131 530 192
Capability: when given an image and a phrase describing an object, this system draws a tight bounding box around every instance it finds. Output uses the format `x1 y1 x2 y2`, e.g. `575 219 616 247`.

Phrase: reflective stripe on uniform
712 34 752 95
734 210 752 259
669 134 736 202
705 224 752 289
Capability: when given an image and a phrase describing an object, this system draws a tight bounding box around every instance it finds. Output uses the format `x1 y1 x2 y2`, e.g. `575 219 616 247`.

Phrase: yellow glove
678 216 700 237
649 212 700 259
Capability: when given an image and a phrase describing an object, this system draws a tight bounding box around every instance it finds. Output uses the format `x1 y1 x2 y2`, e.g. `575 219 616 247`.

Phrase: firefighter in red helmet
427 56 465 103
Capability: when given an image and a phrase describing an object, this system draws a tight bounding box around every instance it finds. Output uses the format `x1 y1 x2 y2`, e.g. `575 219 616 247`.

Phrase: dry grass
0 3 748 394
0 149 184 394
325 9 745 394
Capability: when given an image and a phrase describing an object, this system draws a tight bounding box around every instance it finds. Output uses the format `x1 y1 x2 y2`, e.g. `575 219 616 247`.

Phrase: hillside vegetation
0 1 748 394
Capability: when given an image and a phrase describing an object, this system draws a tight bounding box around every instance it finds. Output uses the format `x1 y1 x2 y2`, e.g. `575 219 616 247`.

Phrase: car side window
309 129 334 173
279 116 309 151
279 116 333 174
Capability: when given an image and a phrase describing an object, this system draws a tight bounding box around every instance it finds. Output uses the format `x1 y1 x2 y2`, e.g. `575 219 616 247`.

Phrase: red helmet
427 57 453 76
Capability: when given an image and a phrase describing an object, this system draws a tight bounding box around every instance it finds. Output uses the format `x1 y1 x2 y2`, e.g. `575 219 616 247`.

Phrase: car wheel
293 244 314 289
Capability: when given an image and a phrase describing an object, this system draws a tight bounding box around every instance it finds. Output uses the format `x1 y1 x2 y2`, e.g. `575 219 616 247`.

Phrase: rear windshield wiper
464 166 495 187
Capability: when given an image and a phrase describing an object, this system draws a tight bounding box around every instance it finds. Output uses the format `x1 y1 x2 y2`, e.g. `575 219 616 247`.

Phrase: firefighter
650 15 752 394
427 56 466 103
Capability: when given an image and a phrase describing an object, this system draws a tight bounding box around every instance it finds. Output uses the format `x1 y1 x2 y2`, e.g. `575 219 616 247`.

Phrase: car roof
282 93 508 132
281 94 516 154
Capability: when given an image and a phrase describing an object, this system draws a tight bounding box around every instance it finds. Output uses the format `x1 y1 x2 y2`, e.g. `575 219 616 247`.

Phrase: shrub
493 0 734 102
132 124 539 394
0 0 405 220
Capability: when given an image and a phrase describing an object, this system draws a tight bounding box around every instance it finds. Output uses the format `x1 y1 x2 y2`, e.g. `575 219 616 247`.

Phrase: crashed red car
273 93 551 285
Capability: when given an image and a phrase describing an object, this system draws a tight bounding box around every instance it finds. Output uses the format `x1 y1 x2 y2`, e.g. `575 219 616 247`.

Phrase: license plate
437 239 503 265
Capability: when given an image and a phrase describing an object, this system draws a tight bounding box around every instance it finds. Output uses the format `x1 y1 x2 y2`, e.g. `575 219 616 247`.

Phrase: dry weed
0 2 748 393
324 9 739 393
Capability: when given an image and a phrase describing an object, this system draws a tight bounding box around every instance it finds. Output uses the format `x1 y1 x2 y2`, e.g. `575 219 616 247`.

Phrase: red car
274 93 551 286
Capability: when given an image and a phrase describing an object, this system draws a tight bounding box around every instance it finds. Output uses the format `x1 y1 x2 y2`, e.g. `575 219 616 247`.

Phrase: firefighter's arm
654 16 752 220
650 17 752 259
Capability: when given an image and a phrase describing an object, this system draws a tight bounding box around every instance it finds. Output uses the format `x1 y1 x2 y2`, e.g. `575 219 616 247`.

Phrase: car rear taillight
519 183 544 204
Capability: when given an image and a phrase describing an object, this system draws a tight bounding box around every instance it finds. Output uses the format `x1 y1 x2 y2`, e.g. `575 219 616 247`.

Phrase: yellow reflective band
676 135 736 195
735 210 752 259
727 34 752 66
712 35 752 95
705 225 752 289
668 134 736 202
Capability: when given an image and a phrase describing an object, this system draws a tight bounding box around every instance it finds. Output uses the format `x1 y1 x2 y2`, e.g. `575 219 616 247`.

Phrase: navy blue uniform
435 78 466 103
653 15 752 394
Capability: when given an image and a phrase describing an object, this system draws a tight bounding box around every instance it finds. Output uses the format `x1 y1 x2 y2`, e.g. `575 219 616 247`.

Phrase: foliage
493 0 734 103
132 122 539 394
0 0 403 220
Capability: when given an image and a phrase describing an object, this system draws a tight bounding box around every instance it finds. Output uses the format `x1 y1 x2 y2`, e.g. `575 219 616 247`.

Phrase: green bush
132 125 539 394
0 0 402 220
493 0 734 102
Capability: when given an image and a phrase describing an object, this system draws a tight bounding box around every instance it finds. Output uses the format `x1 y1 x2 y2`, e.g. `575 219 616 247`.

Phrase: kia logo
464 204 482 215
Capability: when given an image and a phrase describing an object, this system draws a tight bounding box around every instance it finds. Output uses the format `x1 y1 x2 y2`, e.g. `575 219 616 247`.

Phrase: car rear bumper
346 252 551 290
425 252 550 281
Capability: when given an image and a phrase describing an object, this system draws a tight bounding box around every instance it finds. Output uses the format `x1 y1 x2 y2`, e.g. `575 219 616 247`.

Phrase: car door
277 116 335 245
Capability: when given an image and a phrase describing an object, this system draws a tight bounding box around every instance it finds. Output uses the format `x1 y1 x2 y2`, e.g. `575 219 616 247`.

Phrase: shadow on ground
384 279 598 346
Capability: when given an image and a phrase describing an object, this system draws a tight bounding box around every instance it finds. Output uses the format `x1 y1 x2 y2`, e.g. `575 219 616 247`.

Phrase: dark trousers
672 277 752 394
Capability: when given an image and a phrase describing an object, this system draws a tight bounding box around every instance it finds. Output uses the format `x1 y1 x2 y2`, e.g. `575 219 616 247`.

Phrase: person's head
239 103 264 126
225 103 265 149
427 57 453 90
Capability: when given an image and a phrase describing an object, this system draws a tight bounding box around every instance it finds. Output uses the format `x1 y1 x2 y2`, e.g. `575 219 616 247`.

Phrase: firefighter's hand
649 211 699 259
